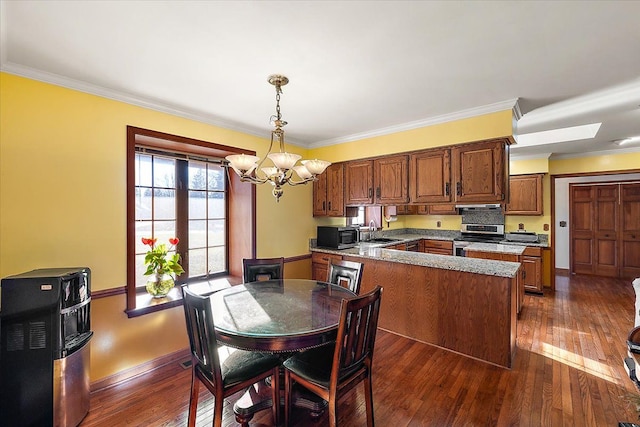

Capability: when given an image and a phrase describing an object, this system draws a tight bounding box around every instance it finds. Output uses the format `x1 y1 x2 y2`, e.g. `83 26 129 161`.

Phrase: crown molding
308 98 520 148
549 145 640 160
0 62 304 144
509 152 552 161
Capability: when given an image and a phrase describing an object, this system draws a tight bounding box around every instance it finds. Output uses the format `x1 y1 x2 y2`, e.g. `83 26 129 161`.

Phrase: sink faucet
369 220 376 240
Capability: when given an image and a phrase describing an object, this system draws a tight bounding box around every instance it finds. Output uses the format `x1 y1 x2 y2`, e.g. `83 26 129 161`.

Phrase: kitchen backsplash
461 210 505 225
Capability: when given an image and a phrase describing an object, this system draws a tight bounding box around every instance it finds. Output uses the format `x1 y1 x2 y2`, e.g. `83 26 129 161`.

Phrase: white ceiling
2 1 640 160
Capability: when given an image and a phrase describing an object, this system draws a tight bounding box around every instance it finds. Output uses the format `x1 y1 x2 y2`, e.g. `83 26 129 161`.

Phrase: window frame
125 126 256 317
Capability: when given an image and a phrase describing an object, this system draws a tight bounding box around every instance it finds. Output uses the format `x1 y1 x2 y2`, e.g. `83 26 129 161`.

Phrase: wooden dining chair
181 286 281 427
327 260 364 295
242 257 284 282
283 286 383 427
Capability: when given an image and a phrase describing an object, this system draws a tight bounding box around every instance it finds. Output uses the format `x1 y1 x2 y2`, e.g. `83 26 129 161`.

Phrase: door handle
368 188 373 198
456 182 461 196
322 201 326 211
445 182 450 196
328 201 331 210
376 187 381 199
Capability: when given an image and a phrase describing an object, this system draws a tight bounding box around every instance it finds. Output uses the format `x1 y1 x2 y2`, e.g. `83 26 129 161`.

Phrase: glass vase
146 273 175 298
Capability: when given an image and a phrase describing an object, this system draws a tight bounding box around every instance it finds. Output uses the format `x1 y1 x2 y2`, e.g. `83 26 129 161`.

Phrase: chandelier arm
286 176 317 186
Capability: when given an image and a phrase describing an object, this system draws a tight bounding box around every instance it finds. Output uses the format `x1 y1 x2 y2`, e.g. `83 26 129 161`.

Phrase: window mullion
176 159 189 283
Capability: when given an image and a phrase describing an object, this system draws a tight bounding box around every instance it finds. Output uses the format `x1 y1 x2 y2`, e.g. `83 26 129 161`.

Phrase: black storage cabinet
0 267 93 427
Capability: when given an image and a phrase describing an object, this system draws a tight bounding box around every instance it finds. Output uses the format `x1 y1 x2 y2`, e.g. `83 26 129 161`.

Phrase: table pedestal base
233 379 327 425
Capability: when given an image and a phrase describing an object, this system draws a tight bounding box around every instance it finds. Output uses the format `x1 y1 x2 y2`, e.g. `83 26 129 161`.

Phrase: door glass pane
189 220 207 248
208 246 225 274
189 249 207 277
189 190 207 219
153 189 176 220
153 157 176 188
208 219 225 246
188 162 207 190
208 166 225 191
135 188 153 220
135 222 153 254
208 192 226 219
135 154 152 187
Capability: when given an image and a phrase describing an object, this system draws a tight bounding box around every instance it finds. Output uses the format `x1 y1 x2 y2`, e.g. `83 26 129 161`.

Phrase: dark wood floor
81 274 640 426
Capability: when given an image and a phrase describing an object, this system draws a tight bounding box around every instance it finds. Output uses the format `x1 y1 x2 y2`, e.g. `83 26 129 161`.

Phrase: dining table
208 278 356 425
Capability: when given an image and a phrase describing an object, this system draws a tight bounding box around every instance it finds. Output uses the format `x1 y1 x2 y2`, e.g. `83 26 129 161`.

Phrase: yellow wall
550 151 640 175
0 73 316 382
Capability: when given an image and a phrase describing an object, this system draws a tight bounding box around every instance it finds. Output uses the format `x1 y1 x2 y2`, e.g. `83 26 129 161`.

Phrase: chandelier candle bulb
267 152 302 170
301 159 331 175
226 154 259 174
293 165 313 179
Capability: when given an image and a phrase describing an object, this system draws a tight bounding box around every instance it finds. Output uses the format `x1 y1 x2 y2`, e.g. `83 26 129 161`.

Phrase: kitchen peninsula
311 234 522 368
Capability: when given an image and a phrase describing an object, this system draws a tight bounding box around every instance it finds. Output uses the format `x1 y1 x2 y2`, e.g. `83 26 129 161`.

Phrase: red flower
169 238 179 246
141 237 157 247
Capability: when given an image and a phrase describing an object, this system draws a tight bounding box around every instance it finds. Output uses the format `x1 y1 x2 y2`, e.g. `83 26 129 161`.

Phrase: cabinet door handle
368 188 373 198
328 201 331 210
376 187 381 199
456 182 461 196
445 182 450 196
322 201 326 211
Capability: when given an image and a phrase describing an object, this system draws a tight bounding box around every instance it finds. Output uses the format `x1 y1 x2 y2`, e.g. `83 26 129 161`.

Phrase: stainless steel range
453 223 505 256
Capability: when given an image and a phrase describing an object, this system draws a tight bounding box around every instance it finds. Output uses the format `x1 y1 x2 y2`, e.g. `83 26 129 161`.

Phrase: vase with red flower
141 237 184 298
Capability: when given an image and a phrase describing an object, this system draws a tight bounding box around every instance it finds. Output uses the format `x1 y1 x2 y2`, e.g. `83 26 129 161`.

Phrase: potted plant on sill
142 237 185 298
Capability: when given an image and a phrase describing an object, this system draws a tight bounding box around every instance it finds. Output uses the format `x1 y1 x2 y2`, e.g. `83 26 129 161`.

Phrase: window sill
125 275 242 318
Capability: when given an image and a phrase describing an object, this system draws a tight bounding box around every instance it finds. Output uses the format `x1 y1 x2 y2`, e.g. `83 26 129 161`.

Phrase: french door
570 181 640 278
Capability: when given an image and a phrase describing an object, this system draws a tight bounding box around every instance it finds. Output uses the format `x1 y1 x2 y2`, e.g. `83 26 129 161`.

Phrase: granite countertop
464 242 526 255
313 244 520 278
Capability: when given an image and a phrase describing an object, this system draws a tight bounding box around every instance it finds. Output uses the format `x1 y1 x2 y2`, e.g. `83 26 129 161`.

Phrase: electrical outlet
518 223 525 230
543 224 549 231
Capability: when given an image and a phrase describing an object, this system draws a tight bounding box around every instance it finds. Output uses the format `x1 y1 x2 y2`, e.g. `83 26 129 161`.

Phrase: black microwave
317 226 360 249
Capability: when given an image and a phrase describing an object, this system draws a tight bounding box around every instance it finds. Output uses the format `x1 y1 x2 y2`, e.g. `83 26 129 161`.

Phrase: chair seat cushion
221 350 281 388
283 344 361 388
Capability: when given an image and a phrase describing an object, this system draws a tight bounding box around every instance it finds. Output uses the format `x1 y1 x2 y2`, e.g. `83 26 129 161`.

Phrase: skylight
515 123 602 147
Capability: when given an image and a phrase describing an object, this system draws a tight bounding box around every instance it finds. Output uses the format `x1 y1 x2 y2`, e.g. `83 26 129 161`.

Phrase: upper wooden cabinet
451 139 509 203
340 137 511 209
506 173 544 215
409 148 451 203
313 163 345 217
374 154 409 205
346 155 409 205
345 160 374 205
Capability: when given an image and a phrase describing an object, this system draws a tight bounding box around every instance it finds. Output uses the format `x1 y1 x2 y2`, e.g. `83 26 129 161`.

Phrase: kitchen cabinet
409 148 451 203
451 138 509 203
464 250 523 314
416 204 457 215
346 155 409 205
313 163 345 217
395 205 417 215
311 252 343 281
506 174 543 215
420 239 453 255
345 160 374 205
522 246 543 294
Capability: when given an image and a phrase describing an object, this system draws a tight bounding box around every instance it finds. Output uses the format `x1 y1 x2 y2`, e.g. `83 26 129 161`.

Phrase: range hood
455 204 502 211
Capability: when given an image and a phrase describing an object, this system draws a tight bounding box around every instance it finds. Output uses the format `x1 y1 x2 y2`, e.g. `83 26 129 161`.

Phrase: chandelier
226 75 331 202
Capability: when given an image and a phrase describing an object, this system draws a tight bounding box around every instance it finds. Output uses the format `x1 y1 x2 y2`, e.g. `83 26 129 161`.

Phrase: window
133 153 227 287
126 126 255 316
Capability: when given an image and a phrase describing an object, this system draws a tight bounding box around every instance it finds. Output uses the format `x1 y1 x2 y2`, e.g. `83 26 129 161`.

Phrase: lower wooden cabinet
311 252 343 281
421 239 453 255
522 246 543 294
465 250 524 315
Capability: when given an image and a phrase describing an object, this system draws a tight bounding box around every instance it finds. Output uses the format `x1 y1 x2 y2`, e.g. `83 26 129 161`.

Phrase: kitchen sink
367 238 400 243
